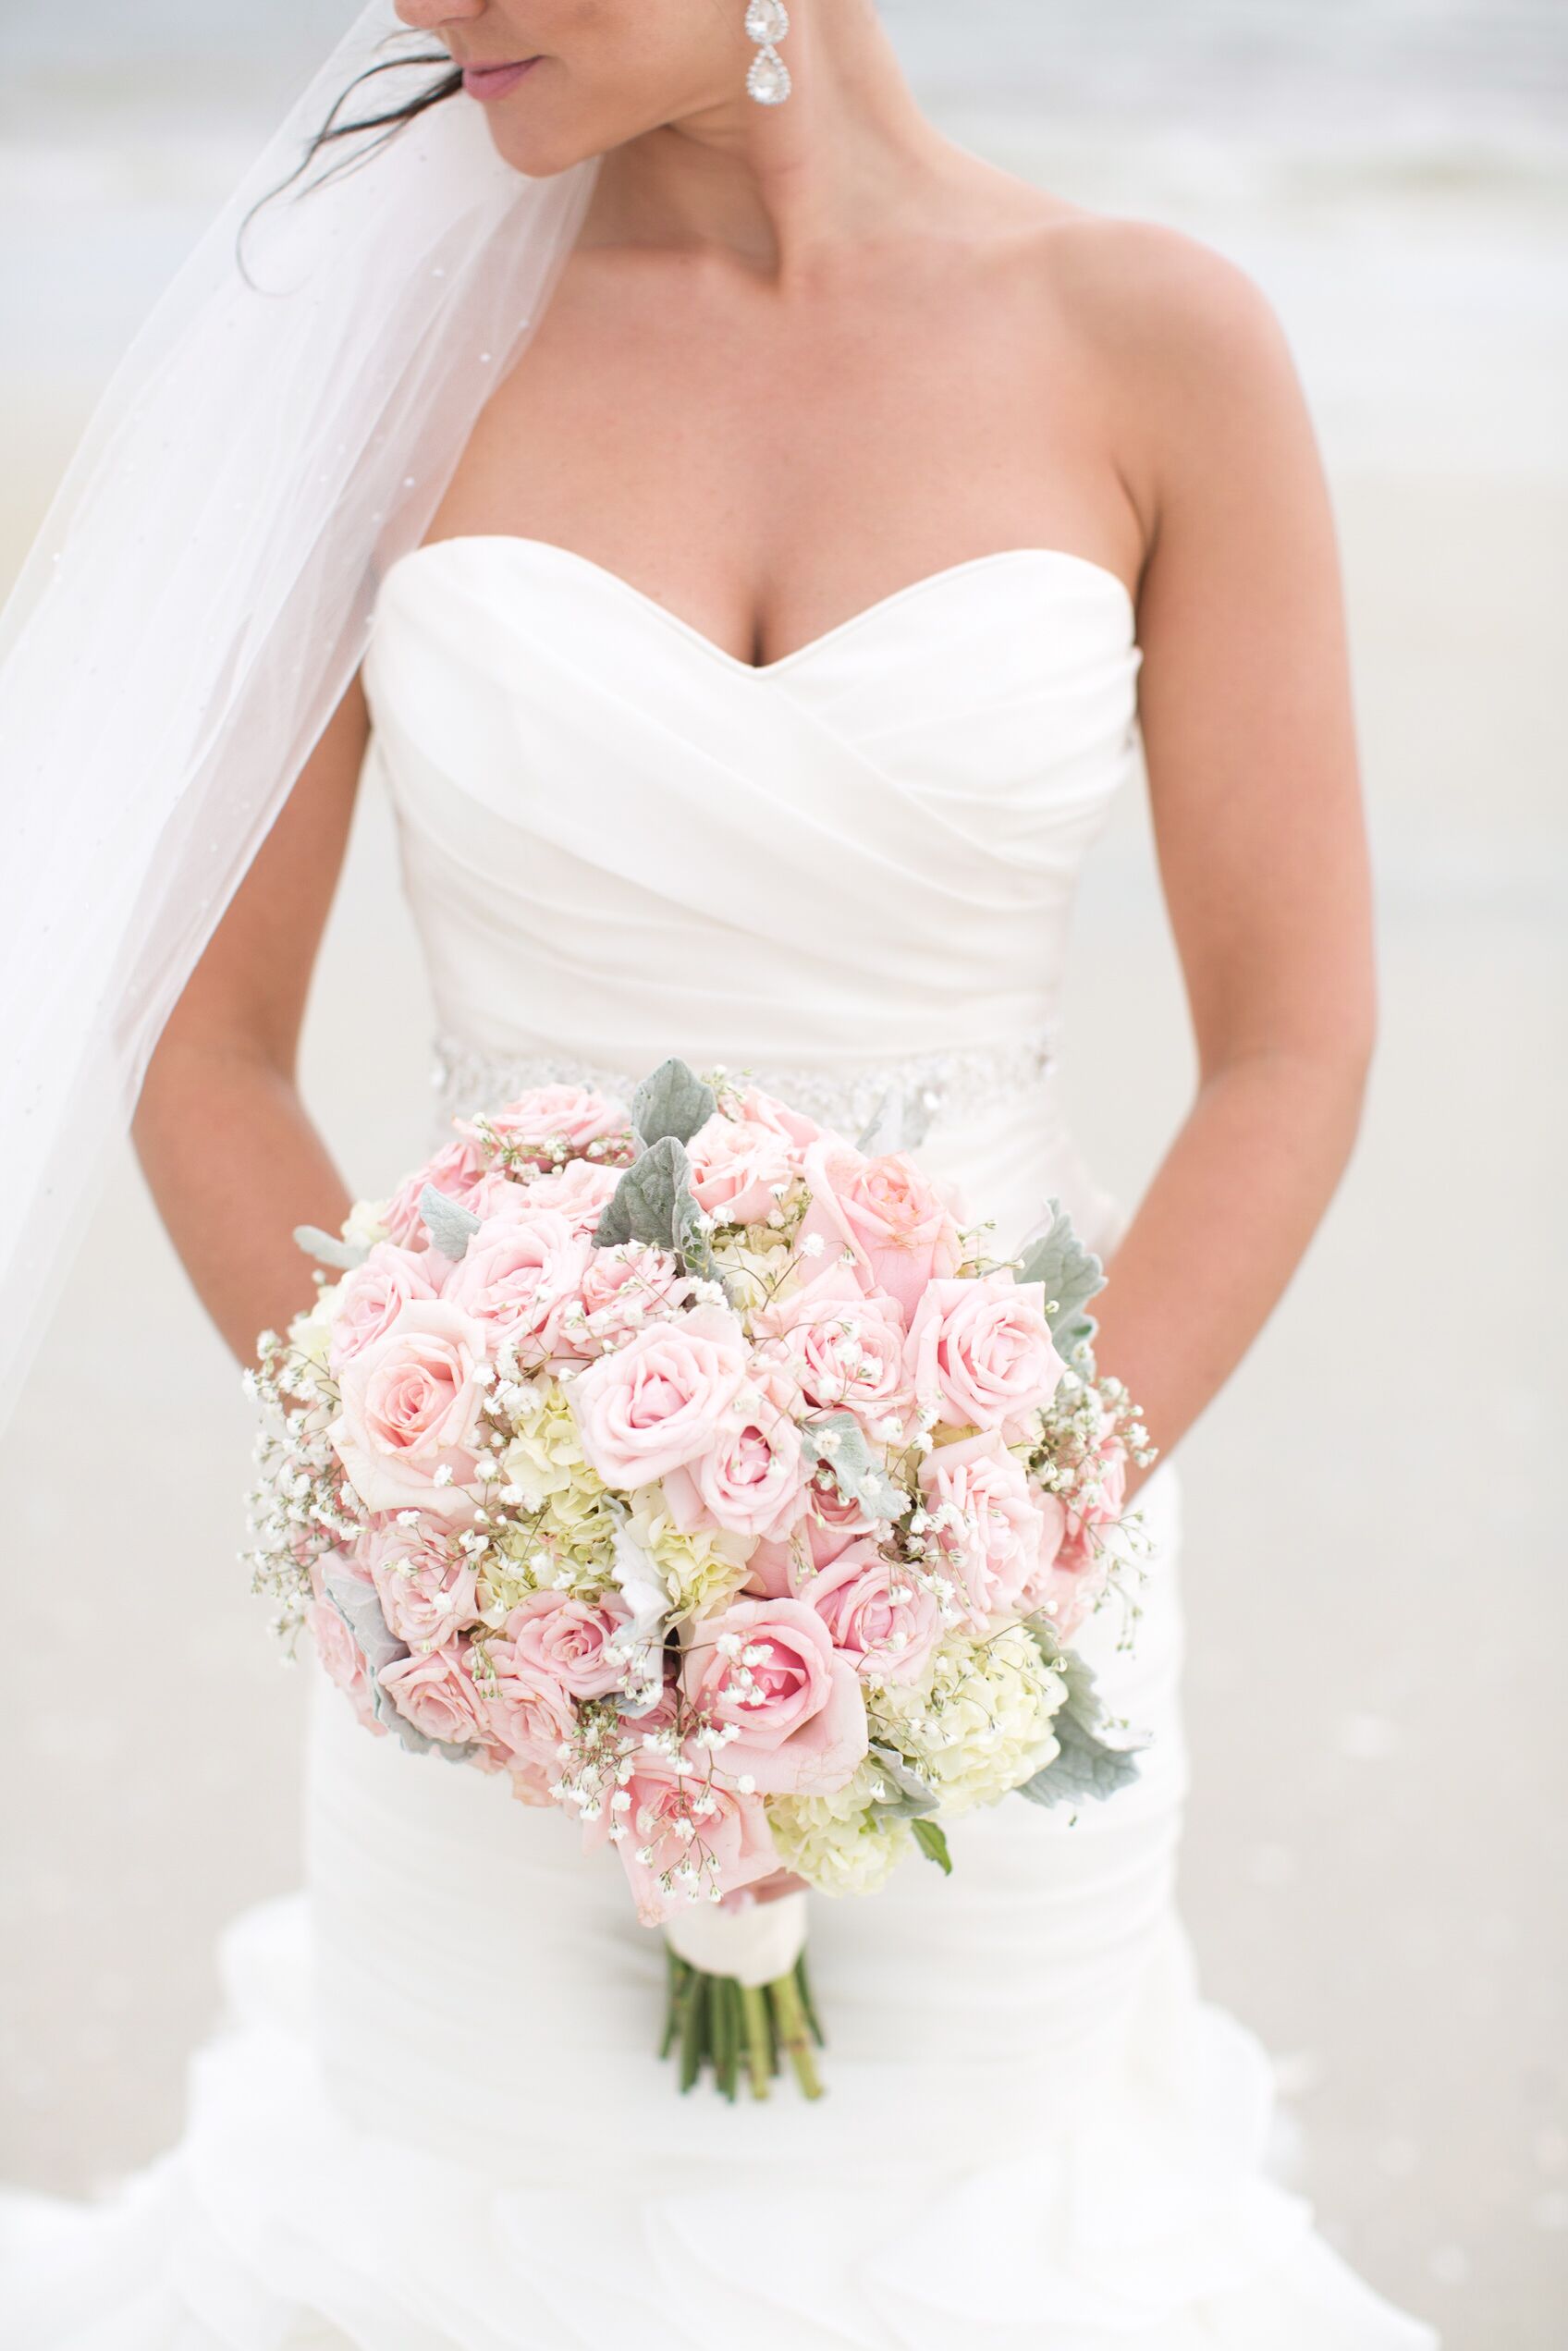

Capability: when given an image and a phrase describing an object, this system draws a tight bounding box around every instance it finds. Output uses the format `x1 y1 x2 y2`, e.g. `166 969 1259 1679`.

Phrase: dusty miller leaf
912 1818 953 1875
593 1134 727 1290
1015 1197 1106 1366
1015 1622 1148 1810
323 1573 474 1764
293 1224 370 1271
420 1184 483 1262
800 1410 909 1524
867 1743 940 1820
594 1133 686 1251
631 1058 717 1150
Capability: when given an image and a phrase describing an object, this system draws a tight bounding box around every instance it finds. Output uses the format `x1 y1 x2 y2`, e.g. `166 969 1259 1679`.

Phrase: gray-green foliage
799 1410 909 1524
591 1132 717 1280
1015 1197 1106 1370
324 1573 475 1765
631 1057 717 1150
867 1742 940 1820
1016 1624 1147 1810
293 1224 370 1271
420 1183 483 1263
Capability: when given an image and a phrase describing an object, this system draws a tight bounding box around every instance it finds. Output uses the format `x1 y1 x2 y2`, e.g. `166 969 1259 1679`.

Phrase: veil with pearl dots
0 4 597 1419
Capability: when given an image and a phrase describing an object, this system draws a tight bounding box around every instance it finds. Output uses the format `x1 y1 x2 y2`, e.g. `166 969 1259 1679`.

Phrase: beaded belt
431 1029 1055 1152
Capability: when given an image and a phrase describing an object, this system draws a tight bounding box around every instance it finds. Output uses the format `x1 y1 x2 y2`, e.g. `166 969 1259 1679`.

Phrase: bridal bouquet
247 1059 1155 2100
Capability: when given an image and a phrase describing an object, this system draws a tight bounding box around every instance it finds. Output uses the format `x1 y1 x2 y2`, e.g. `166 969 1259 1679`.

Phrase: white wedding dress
3 536 1437 2349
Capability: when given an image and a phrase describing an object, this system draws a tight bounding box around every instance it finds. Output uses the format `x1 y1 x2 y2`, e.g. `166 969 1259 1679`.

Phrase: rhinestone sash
431 1030 1055 1152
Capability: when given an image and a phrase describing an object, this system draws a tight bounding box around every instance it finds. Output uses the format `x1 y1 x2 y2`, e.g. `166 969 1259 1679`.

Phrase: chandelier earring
745 0 791 105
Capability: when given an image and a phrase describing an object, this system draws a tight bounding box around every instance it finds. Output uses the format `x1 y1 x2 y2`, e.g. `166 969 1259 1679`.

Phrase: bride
1 3 1437 2345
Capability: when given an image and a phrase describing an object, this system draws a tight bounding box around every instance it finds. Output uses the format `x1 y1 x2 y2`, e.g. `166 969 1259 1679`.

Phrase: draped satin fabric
1 540 1436 2350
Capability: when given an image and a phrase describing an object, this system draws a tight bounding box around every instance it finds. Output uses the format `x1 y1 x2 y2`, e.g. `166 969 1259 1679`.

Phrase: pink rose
918 1430 1056 1626
305 1597 384 1734
797 1536 944 1684
511 1157 624 1235
680 1597 867 1796
331 1299 490 1524
500 1590 630 1701
441 1209 593 1362
904 1273 1066 1438
362 1516 481 1651
1032 1436 1128 1641
459 1083 629 1157
484 1625 579 1776
567 1304 749 1488
377 1639 492 1748
795 1142 964 1320
685 1110 801 1226
729 1084 825 1152
329 1243 440 1367
799 1473 879 1567
663 1367 811 1543
564 1240 690 1356
384 1136 491 1249
754 1268 912 1433
587 1751 778 1927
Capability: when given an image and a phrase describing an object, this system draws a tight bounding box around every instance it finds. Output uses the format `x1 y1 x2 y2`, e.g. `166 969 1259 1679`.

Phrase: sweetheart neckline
378 533 1136 676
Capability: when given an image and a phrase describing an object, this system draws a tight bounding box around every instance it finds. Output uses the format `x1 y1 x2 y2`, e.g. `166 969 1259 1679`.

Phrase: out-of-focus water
2 0 1565 471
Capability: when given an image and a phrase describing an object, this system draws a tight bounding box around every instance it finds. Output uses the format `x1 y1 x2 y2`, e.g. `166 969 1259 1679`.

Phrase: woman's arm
1082 228 1376 1500
131 674 370 1363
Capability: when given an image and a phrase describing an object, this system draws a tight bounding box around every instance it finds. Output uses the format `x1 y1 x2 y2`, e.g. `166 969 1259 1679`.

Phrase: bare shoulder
997 197 1322 534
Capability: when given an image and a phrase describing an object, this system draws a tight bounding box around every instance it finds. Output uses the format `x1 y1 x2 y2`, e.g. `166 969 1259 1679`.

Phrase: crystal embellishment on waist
430 1032 1055 1154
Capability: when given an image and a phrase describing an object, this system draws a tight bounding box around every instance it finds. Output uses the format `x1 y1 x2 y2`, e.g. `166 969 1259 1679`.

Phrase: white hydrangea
342 1197 393 1250
872 1624 1064 1816
627 1492 751 1622
767 1761 913 1897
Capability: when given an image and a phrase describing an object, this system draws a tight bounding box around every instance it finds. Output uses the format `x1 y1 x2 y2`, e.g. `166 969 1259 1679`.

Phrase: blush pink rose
442 1208 593 1363
305 1597 385 1735
729 1084 825 1152
685 1110 801 1226
567 1304 749 1488
904 1273 1066 1439
754 1269 912 1433
484 1629 578 1777
377 1639 492 1748
500 1590 630 1701
331 1299 490 1524
586 1751 778 1927
510 1157 624 1235
362 1516 481 1651
680 1596 868 1796
1032 1436 1128 1641
329 1243 440 1367
663 1368 811 1544
563 1240 690 1356
798 1536 945 1685
918 1429 1057 1626
459 1084 629 1157
383 1136 491 1249
794 1142 964 1321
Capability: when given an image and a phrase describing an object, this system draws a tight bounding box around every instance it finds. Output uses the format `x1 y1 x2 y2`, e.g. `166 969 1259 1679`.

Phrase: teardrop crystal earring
745 0 791 105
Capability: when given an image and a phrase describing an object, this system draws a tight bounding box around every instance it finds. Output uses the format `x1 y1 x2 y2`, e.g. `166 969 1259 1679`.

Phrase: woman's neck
582 3 954 281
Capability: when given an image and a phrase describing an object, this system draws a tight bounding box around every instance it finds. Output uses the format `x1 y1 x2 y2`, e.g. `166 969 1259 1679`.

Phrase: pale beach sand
2 6 1565 2339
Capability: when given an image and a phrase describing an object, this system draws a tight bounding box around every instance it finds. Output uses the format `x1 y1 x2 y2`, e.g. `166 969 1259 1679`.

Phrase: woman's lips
461 58 540 103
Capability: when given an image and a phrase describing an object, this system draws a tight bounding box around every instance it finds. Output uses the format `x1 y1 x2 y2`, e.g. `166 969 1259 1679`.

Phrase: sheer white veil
0 4 596 1418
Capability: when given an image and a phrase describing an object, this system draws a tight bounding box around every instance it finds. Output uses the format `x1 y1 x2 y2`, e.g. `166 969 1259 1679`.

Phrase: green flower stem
659 1942 829 2100
766 1965 824 2100
740 1981 774 2100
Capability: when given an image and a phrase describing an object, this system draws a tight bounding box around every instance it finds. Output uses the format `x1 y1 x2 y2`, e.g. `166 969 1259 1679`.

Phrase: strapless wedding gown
2 537 1437 2349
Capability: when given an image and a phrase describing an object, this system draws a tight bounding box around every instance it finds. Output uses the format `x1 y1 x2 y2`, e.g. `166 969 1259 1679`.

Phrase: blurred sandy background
2 4 1564 2344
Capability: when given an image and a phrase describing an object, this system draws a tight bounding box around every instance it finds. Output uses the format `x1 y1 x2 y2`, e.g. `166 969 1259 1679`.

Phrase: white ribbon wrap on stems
664 1891 809 1989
